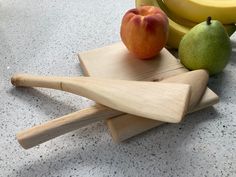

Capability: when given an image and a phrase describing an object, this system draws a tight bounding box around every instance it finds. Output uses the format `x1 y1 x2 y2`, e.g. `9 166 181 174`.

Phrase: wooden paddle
11 74 190 123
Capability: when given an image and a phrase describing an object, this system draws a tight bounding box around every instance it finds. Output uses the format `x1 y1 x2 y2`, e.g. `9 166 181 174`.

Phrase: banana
156 0 196 27
135 0 157 6
135 0 236 49
156 0 194 48
158 0 236 33
157 0 236 48
163 0 236 24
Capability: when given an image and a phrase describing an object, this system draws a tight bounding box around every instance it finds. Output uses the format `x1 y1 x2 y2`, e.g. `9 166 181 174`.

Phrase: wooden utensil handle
11 73 75 90
17 105 122 149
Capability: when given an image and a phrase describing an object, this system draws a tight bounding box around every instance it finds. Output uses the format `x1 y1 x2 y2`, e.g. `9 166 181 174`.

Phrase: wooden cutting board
78 42 219 142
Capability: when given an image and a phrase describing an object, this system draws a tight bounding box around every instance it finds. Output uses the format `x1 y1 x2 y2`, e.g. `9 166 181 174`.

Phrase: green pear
179 17 231 75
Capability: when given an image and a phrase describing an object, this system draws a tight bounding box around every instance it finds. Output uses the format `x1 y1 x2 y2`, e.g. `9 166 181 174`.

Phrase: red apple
120 6 169 59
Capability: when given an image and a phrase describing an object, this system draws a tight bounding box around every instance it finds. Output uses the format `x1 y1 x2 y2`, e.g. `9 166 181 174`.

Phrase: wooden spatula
13 70 208 149
11 74 190 123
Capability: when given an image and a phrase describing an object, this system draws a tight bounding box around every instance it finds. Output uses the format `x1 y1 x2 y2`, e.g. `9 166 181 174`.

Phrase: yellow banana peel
163 0 236 24
135 0 236 49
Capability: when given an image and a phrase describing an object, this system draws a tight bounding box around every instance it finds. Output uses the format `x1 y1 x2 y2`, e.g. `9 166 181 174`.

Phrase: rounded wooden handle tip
16 132 31 149
11 75 18 86
11 74 26 86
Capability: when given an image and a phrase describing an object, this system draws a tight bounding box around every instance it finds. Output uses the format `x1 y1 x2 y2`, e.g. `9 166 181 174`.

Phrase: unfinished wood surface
12 74 190 123
78 42 219 142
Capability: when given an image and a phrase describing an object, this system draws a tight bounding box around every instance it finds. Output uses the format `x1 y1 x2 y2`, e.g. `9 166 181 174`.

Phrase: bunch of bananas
135 0 236 49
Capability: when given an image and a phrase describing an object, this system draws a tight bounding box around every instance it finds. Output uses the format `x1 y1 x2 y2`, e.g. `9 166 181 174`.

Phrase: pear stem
207 16 211 25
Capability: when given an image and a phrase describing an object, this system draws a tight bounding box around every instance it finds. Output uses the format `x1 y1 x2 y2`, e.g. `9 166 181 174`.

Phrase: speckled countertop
0 0 236 177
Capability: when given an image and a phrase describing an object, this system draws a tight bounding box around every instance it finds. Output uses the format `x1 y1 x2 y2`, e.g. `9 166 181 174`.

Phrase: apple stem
207 16 211 25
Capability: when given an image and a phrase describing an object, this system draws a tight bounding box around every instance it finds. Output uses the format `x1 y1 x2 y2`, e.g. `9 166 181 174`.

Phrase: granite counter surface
0 0 236 176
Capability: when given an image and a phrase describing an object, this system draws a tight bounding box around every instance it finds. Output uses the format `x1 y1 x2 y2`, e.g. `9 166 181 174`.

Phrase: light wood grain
79 42 219 142
12 74 191 123
78 43 184 81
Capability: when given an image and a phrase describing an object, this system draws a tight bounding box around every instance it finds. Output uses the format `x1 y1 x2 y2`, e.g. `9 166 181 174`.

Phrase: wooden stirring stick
13 70 209 149
11 74 190 123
